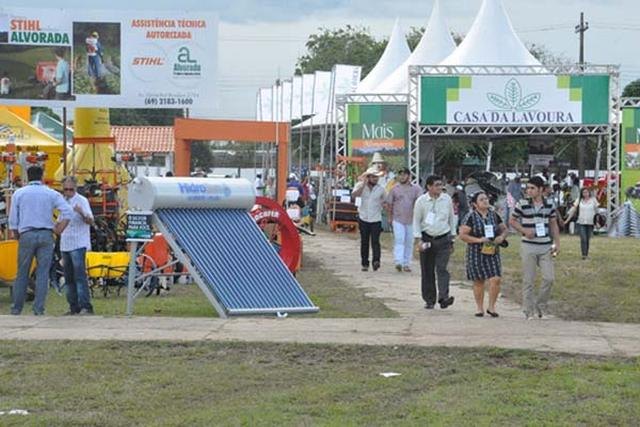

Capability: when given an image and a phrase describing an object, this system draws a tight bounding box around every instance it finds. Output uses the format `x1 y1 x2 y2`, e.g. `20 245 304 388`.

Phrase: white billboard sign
301 74 314 117
282 80 292 122
312 71 332 120
0 7 218 108
259 87 272 121
420 74 609 126
291 75 302 120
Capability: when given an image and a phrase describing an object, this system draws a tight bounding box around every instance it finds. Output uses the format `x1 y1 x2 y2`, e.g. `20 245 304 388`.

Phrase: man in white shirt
413 175 457 309
352 167 386 271
59 176 95 315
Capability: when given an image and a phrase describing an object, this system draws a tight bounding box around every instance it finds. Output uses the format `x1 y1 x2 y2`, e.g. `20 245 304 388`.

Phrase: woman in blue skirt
459 191 508 317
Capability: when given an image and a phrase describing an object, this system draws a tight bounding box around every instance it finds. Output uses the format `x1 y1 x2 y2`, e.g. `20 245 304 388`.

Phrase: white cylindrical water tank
128 177 255 211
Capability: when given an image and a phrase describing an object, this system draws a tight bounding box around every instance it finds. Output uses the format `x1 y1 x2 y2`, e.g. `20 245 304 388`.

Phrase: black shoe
475 312 484 317
439 296 455 309
486 309 499 318
424 303 435 309
361 266 369 272
372 261 380 271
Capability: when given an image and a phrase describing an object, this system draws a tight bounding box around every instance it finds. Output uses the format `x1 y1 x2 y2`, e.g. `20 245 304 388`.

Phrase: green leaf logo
487 78 541 111
505 78 521 108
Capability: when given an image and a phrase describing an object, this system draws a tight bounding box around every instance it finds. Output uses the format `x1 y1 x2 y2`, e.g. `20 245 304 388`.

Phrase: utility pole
575 12 589 178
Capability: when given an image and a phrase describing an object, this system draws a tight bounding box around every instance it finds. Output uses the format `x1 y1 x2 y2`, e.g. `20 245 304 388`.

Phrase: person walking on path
59 176 95 315
352 167 386 272
563 187 599 259
509 176 561 320
8 166 72 315
413 175 457 309
386 167 423 272
458 191 508 317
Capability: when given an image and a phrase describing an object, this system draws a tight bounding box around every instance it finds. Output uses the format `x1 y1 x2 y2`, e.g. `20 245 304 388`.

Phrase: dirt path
1 230 639 357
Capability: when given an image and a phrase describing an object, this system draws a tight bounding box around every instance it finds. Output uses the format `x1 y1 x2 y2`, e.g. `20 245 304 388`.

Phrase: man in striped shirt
59 176 95 315
509 176 560 319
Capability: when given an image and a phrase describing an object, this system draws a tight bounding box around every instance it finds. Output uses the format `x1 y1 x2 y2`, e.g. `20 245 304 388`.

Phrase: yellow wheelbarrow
85 251 130 297
0 240 36 299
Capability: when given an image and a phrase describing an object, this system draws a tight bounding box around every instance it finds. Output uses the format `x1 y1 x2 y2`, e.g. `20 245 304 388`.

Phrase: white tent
356 19 411 93
376 0 456 93
440 0 541 66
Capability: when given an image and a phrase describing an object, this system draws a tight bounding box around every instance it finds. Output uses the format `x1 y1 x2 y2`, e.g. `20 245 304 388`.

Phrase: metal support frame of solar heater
407 64 621 223
333 93 409 224
148 213 229 318
125 240 202 316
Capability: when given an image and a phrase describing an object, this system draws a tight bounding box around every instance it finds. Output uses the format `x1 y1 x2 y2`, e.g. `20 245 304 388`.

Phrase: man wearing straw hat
352 166 386 271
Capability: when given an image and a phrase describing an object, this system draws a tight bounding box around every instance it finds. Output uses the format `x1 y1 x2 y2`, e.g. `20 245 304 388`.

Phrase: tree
190 141 214 171
296 25 384 76
623 79 640 97
406 27 463 49
526 43 571 66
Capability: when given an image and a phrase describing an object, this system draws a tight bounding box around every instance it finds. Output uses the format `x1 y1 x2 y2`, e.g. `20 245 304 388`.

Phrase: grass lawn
0 341 638 426
0 253 395 319
446 233 640 323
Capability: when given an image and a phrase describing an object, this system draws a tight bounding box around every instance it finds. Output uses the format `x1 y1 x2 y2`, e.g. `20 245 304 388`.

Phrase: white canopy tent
356 18 411 93
439 0 541 66
375 0 456 94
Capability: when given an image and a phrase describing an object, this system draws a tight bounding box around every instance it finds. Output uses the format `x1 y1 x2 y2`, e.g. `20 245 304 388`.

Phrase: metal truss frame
621 97 640 108
408 64 621 221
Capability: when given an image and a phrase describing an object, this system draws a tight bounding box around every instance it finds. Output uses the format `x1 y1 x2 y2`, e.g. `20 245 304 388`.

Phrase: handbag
481 242 497 256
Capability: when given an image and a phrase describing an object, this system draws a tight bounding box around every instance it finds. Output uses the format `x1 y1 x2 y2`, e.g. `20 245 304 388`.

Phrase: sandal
486 310 499 318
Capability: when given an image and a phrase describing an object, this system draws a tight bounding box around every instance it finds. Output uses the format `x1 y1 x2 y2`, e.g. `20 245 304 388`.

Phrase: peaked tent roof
440 0 541 66
376 0 456 93
356 19 411 93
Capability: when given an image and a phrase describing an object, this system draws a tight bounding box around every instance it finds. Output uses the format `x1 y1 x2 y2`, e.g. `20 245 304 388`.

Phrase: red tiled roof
112 126 174 153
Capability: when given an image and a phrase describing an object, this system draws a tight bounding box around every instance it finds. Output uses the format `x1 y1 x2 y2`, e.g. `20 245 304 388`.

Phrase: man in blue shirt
8 166 73 315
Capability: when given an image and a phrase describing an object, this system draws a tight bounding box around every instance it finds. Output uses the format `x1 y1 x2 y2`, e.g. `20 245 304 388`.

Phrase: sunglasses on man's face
63 187 75 192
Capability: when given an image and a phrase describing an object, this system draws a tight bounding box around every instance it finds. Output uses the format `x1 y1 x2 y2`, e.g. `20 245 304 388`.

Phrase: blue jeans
578 224 594 257
63 248 92 313
392 221 413 267
12 230 54 315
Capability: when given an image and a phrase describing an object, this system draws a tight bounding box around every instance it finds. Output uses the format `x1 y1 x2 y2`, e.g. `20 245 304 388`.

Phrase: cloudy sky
6 0 640 119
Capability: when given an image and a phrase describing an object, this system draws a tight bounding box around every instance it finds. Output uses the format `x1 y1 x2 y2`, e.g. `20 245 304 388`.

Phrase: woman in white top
563 188 599 259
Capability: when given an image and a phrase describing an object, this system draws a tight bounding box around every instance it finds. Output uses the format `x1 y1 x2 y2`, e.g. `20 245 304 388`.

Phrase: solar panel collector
155 208 318 316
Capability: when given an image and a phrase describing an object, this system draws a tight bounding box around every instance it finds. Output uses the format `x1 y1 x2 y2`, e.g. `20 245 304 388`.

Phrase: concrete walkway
1 230 639 357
